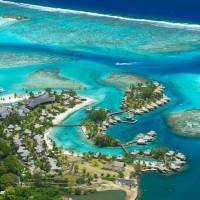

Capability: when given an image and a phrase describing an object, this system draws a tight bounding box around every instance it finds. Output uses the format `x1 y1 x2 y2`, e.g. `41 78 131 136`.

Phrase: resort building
20 92 55 109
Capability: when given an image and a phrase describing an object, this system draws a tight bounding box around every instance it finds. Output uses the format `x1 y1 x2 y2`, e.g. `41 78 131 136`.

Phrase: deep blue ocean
0 0 200 200
11 0 200 23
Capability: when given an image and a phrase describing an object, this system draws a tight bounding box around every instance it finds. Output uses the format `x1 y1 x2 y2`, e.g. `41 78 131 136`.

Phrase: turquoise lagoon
0 2 200 199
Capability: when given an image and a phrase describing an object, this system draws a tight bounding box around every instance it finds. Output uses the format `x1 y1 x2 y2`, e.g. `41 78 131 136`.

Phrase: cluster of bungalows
157 150 186 173
60 93 86 106
86 107 122 136
120 82 170 114
0 106 30 120
126 130 156 146
4 123 62 172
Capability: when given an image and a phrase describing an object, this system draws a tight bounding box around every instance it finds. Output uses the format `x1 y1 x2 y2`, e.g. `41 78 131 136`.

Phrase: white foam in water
115 62 140 66
1 0 200 31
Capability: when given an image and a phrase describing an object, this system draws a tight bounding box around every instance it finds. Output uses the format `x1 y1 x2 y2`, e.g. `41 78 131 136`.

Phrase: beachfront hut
106 154 113 159
176 153 186 160
94 152 100 158
116 154 124 160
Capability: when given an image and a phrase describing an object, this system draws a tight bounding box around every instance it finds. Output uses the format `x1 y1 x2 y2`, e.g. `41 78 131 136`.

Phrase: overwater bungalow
141 107 149 113
126 114 133 120
169 163 181 172
130 150 139 156
102 121 109 127
143 135 153 142
157 164 169 173
147 105 153 110
137 139 147 145
114 116 122 122
147 130 156 136
174 159 185 166
176 153 186 160
166 150 175 157
109 118 117 125
137 133 144 139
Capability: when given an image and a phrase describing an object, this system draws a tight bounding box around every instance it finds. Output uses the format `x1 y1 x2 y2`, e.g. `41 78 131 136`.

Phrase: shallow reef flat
166 109 200 137
23 69 86 89
101 72 148 90
0 3 200 56
0 52 68 68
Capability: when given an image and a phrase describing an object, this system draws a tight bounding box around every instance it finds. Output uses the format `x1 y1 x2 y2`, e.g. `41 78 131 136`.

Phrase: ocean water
0 1 200 200
9 0 200 23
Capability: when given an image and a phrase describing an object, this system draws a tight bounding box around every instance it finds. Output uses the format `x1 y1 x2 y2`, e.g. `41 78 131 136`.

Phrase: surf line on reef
1 0 200 31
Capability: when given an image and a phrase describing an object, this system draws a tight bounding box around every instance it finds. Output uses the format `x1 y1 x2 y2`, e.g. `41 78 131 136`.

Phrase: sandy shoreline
0 94 28 104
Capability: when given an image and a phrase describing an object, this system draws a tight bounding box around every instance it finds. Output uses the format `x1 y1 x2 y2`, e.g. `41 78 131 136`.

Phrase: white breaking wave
1 0 200 31
115 62 140 66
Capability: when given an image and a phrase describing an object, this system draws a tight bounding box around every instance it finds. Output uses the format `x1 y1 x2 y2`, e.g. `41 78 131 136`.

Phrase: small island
121 81 170 114
2 15 29 20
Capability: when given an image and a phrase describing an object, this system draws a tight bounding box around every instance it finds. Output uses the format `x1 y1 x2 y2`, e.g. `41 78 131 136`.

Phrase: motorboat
0 88 5 93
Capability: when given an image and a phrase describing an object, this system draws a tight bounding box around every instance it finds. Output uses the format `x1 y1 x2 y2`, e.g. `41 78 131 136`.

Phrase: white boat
86 107 92 112
0 88 5 93
82 143 84 145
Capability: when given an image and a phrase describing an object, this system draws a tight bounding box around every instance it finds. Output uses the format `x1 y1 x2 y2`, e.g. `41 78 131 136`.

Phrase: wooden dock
53 124 82 127
120 143 129 154
121 120 137 124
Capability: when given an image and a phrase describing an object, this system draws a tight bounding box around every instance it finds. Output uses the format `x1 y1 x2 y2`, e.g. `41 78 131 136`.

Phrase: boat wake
0 0 200 31
115 62 140 66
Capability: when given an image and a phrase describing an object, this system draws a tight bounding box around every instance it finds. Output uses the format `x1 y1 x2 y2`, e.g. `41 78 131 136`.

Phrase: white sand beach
52 96 96 124
0 17 16 26
0 94 29 103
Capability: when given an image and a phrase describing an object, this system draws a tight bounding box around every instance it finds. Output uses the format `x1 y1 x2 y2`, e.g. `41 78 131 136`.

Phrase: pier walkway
120 143 129 154
107 110 126 117
53 124 82 127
